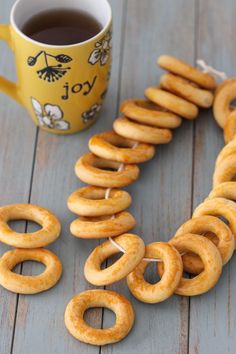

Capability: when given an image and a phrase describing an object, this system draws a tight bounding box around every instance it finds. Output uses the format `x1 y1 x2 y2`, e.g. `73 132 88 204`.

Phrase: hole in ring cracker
120 99 182 128
64 289 135 346
70 212 136 239
213 78 236 128
174 216 234 274
126 242 183 303
113 116 172 144
0 248 62 294
0 204 61 248
75 153 139 188
67 186 132 217
84 233 145 286
158 234 222 296
89 131 155 164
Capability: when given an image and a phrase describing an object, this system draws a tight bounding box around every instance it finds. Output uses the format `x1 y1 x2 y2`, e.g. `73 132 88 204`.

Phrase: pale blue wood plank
0 0 37 353
102 0 195 353
189 1 236 353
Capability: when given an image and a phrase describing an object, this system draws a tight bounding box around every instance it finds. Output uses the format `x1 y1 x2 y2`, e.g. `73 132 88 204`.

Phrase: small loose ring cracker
158 55 216 90
224 111 236 143
158 234 222 296
160 73 214 108
67 186 132 217
89 131 155 164
75 153 139 188
70 211 136 239
65 289 134 346
113 117 172 144
193 197 236 245
174 216 234 274
0 204 61 248
84 233 145 286
0 248 62 294
213 78 236 128
127 242 182 303
120 99 182 128
145 87 199 120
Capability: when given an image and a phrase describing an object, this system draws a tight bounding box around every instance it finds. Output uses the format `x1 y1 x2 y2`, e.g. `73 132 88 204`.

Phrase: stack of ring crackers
65 55 236 346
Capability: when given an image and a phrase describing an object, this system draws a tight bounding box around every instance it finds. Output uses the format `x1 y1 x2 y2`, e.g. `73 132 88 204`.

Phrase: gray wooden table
0 0 235 353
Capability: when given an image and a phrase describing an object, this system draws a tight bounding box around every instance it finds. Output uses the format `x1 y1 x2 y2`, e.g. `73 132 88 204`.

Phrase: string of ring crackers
0 55 234 346
65 56 236 346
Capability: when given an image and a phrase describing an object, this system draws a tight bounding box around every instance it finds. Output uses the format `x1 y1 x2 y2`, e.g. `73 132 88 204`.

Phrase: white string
196 59 227 81
109 236 163 262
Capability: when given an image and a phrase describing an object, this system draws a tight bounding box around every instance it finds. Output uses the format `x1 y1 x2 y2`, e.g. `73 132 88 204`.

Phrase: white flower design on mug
88 30 112 66
31 98 70 130
82 103 102 124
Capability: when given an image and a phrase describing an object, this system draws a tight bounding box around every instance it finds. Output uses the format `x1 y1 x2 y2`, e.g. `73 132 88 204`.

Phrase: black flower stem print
27 51 72 82
43 51 49 67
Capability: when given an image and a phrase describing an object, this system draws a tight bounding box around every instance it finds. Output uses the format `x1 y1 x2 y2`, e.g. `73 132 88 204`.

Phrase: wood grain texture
10 1 126 354
102 1 195 353
0 0 37 353
189 1 236 353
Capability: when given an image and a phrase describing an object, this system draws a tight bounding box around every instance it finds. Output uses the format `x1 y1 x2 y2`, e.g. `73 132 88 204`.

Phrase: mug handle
0 24 20 103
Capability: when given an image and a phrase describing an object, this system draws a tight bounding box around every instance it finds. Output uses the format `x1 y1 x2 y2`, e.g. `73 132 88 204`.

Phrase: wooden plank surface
189 1 236 353
102 1 195 353
0 0 37 353
0 0 236 353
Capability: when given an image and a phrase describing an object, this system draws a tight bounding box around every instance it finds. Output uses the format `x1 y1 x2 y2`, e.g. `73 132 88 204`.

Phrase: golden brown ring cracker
127 242 182 303
158 234 222 296
174 216 234 274
160 73 214 108
70 211 136 239
84 233 145 285
213 153 236 187
208 181 236 202
145 87 199 120
113 116 172 144
158 55 216 90
75 153 139 188
120 99 182 128
224 111 236 143
89 131 155 163
213 78 236 128
193 197 236 246
0 204 61 248
67 186 132 217
0 248 62 294
65 289 134 345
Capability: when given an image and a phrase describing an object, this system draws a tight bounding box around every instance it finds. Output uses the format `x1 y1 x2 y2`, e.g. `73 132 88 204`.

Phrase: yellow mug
0 0 112 134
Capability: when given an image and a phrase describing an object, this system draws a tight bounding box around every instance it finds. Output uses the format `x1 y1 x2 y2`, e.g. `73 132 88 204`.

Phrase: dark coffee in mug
21 8 102 45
